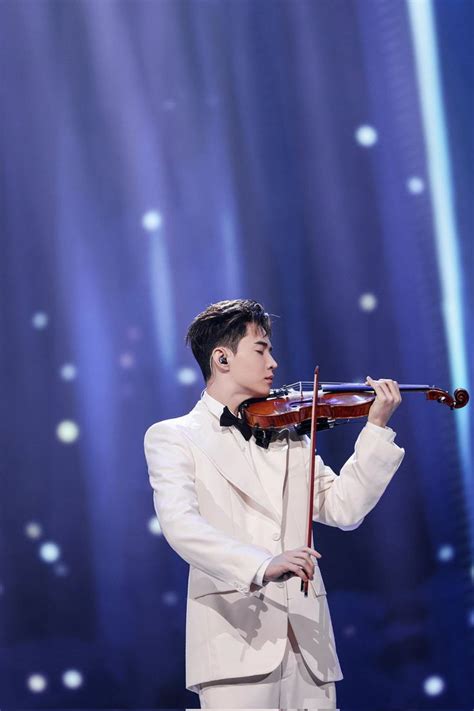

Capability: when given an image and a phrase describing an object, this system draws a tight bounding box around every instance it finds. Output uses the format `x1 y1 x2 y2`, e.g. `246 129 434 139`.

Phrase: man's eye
256 350 264 354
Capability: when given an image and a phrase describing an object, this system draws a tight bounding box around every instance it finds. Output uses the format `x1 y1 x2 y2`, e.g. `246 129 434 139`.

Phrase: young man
144 299 404 709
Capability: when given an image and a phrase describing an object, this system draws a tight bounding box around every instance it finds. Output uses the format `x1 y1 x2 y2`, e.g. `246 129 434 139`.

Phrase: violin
240 380 469 438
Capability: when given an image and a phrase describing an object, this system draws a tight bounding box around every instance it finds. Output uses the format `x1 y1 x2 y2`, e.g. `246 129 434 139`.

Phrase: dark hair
186 299 272 382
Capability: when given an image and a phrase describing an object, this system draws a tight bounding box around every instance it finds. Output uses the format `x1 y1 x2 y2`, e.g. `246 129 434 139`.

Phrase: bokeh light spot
423 675 445 696
56 420 80 444
437 544 454 562
27 674 48 693
60 363 78 381
177 367 198 385
162 591 178 606
55 563 69 576
62 669 83 689
359 293 378 312
355 125 378 147
32 312 49 329
142 210 163 231
407 176 425 194
39 541 61 564
148 517 162 536
119 352 135 369
25 521 43 539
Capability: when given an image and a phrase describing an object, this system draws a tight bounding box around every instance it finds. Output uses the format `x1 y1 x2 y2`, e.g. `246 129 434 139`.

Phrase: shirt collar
201 390 227 420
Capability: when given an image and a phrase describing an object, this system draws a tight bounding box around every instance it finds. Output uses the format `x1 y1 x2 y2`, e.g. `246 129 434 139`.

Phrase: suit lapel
178 400 281 524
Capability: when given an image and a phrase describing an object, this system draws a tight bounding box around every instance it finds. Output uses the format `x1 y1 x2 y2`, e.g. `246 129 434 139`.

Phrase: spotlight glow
32 312 49 329
25 521 43 539
359 293 378 312
148 517 162 536
27 673 48 692
60 364 78 381
56 420 80 444
355 125 378 147
423 675 445 696
437 544 454 562
55 563 69 576
177 367 198 385
407 176 425 194
162 591 178 606
142 210 163 231
119 352 135 369
39 541 61 563
62 669 83 689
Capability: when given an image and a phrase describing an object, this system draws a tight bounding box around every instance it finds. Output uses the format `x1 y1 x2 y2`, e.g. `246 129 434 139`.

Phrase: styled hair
186 299 272 382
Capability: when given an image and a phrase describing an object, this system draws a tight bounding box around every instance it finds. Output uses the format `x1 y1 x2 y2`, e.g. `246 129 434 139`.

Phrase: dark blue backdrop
1 0 472 708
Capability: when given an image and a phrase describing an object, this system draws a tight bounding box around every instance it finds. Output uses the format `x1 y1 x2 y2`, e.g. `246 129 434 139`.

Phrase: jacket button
277 582 285 588
272 532 281 541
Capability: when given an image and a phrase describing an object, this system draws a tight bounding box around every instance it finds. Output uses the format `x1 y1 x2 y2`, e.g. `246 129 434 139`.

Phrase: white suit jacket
144 394 405 692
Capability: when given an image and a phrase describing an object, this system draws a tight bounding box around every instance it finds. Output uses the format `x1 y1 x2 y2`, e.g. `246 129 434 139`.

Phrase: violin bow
301 365 320 596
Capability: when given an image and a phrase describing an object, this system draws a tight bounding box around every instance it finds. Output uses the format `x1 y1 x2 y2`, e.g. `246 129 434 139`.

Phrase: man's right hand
263 546 322 583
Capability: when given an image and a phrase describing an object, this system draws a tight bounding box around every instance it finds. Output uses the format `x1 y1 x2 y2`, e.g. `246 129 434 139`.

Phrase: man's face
226 322 278 398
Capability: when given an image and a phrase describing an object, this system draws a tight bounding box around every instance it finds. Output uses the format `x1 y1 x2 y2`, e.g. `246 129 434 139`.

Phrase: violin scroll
426 387 469 410
453 388 469 409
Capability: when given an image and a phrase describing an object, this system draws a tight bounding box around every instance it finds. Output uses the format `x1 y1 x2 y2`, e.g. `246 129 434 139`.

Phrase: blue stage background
1 0 472 707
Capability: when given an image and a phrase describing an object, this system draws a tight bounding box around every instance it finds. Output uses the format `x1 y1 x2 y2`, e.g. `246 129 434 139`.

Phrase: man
144 299 404 709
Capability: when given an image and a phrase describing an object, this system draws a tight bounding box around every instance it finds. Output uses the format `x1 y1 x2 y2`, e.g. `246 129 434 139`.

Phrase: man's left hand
366 376 402 428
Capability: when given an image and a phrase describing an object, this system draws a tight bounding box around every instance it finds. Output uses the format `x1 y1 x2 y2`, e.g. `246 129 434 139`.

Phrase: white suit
144 391 405 694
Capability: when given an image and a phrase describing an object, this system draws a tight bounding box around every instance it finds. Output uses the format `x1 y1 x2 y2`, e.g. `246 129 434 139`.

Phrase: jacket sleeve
144 421 273 593
308 422 405 530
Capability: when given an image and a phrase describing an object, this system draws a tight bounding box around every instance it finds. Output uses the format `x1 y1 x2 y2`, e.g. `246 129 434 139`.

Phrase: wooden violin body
239 381 469 435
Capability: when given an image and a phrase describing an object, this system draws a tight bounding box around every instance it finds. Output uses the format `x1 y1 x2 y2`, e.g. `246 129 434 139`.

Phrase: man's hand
366 376 402 428
263 546 322 584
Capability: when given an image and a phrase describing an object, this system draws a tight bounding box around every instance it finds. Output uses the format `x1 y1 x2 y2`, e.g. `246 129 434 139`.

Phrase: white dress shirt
201 389 397 586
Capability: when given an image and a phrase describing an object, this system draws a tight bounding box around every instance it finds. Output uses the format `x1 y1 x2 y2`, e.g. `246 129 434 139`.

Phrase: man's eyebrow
254 340 272 351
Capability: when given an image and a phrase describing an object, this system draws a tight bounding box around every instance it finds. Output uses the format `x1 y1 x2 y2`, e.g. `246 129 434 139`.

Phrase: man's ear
211 347 230 371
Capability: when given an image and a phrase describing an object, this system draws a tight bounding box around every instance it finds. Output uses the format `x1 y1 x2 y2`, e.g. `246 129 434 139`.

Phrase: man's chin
250 382 272 398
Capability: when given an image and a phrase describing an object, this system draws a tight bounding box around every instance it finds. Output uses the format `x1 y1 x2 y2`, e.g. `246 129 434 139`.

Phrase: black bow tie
219 406 253 441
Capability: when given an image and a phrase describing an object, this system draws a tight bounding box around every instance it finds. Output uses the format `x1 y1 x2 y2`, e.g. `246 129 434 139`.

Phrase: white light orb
407 176 425 194
177 367 198 385
359 293 378 312
60 363 77 381
162 591 178 606
437 544 454 562
56 420 80 444
142 210 163 231
25 521 43 539
355 125 378 147
32 312 49 329
27 673 48 692
148 517 162 536
39 541 61 564
119 352 135 369
423 675 445 696
62 669 83 689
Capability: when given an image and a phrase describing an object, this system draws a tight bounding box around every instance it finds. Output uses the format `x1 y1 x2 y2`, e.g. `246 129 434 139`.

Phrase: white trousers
198 621 337 709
